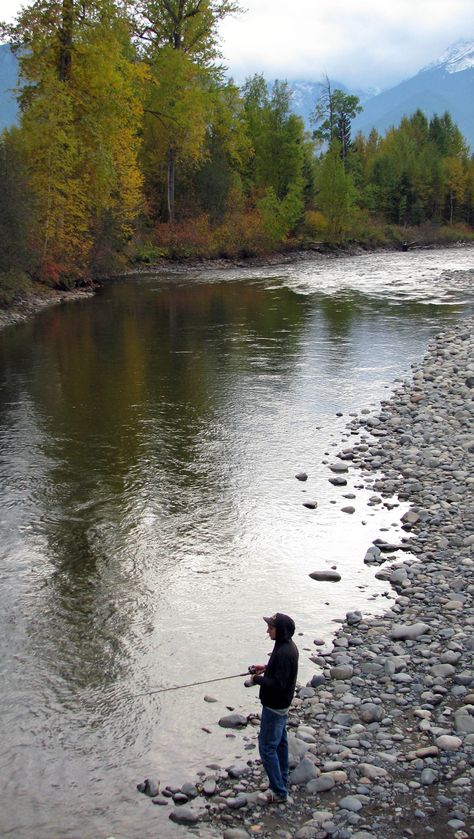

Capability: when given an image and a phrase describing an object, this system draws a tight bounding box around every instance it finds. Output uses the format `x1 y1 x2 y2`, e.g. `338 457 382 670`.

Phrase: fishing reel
244 665 257 687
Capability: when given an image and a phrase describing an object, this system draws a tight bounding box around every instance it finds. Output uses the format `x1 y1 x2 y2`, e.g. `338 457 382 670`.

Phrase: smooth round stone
289 757 319 784
421 768 438 785
359 703 384 723
295 471 308 481
430 663 455 677
390 622 430 640
309 570 341 582
358 763 388 779
435 734 462 751
169 807 199 825
203 779 217 795
218 714 247 728
339 795 363 812
330 665 353 680
306 774 335 793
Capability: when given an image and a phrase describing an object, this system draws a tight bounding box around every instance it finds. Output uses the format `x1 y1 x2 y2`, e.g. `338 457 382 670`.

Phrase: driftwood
399 240 420 251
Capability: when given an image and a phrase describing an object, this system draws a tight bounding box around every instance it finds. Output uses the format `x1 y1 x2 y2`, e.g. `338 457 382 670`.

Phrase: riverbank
0 283 95 332
1 240 473 335
143 315 474 838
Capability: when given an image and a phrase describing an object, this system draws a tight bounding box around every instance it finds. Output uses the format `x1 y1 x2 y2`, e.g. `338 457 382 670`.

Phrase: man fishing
248 612 299 803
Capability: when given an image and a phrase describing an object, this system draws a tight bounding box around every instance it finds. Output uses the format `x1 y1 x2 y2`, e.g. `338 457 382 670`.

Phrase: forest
1 0 474 302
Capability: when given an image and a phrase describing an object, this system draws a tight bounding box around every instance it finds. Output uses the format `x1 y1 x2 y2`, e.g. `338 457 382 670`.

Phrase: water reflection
0 248 473 838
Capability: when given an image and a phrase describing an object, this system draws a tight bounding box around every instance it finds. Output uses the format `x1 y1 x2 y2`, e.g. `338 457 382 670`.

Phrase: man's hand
249 664 266 675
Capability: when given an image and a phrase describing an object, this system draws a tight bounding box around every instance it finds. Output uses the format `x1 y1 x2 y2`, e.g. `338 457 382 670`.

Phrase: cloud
219 0 474 88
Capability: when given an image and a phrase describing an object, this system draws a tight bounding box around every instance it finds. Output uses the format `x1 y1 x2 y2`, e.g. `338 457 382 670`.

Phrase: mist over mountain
351 39 474 150
285 79 377 127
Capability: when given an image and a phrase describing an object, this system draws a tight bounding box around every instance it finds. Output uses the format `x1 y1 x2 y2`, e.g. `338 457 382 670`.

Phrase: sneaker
257 790 287 805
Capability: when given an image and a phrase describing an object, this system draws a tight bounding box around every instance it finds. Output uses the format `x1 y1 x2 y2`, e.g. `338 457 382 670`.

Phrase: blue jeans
258 706 289 799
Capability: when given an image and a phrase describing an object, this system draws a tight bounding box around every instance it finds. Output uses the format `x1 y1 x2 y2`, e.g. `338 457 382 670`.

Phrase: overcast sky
2 0 474 91
219 0 474 90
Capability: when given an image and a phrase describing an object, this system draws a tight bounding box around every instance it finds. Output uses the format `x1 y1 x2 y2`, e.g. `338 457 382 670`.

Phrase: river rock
295 471 308 481
358 763 388 780
330 462 349 473
218 714 247 728
359 703 384 723
223 830 250 839
203 778 217 795
454 709 474 733
289 757 319 785
330 665 354 680
390 622 430 640
306 774 335 793
431 663 456 677
435 734 462 751
169 807 200 825
137 778 160 797
309 570 341 582
420 768 438 785
347 610 362 625
339 795 363 812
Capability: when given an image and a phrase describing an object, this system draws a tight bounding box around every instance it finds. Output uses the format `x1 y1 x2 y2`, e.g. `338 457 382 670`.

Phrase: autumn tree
3 0 146 283
136 0 241 222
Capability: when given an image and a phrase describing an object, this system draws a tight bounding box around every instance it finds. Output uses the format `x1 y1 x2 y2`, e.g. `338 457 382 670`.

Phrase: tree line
0 0 473 300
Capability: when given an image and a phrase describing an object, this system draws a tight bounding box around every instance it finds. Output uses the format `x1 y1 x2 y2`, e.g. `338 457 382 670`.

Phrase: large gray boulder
289 757 319 785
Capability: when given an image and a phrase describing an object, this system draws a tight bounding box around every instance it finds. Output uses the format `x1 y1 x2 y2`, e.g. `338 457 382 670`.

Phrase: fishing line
132 671 250 698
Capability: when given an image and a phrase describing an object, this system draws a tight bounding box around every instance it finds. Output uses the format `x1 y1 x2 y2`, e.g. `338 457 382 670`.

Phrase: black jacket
254 614 299 710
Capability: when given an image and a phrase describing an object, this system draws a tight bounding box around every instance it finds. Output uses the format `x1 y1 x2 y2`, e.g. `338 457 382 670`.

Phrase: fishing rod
133 670 253 698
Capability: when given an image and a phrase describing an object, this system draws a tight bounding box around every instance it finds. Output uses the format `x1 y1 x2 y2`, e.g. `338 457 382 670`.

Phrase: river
0 247 473 838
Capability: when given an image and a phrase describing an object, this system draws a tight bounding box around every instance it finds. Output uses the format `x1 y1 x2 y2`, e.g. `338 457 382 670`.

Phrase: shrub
0 270 32 307
213 210 270 258
131 242 166 264
303 210 327 239
153 215 217 260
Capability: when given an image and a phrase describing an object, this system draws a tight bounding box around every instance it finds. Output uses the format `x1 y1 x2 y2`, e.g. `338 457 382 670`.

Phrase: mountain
0 43 19 131
352 39 474 150
286 79 377 127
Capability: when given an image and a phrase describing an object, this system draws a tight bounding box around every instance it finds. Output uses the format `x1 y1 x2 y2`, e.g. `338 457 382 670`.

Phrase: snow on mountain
352 38 474 150
421 38 474 75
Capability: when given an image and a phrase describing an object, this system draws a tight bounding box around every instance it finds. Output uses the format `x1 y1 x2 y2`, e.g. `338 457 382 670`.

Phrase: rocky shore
137 316 474 838
0 284 95 332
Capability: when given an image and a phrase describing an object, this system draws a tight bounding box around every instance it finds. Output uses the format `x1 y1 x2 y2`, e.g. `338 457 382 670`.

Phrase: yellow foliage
14 2 146 281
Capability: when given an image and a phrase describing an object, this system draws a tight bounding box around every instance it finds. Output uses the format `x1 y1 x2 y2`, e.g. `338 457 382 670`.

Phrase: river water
0 248 473 838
